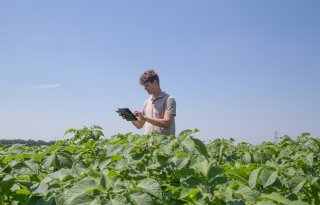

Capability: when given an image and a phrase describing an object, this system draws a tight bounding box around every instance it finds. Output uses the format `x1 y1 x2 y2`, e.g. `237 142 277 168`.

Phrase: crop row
1 126 319 204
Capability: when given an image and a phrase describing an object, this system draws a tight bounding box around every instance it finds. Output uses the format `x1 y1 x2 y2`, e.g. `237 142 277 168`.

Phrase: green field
1 126 319 204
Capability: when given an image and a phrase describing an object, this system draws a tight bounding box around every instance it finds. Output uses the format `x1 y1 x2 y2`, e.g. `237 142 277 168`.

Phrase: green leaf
227 199 246 205
17 179 33 188
261 192 292 205
170 156 190 170
181 177 202 188
111 155 123 162
30 178 51 196
234 185 258 203
64 145 77 153
207 165 224 179
112 179 130 193
42 154 55 170
65 194 98 205
129 192 153 205
242 152 252 164
311 138 320 148
0 174 15 193
192 160 209 176
11 183 20 192
92 125 103 130
3 154 17 164
179 188 200 199
48 168 73 182
178 129 193 141
304 153 314 166
137 178 162 199
308 176 319 185
18 153 34 161
285 167 296 177
179 168 196 177
63 178 99 205
156 154 169 166
107 195 128 205
64 128 76 135
256 200 276 205
16 187 30 195
191 137 208 158
248 167 263 188
34 153 45 163
181 138 195 154
253 152 267 163
11 160 38 175
106 144 124 156
72 163 86 176
289 176 305 194
55 152 73 169
27 196 55 205
288 201 309 205
227 167 249 183
259 167 278 187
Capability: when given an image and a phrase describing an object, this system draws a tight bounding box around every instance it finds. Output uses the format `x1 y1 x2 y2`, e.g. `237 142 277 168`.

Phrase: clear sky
1 0 319 144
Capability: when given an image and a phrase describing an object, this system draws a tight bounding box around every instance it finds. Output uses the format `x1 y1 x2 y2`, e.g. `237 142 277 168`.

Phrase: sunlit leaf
248 167 263 188
259 167 278 187
137 178 162 199
63 177 99 205
129 192 153 205
289 176 305 194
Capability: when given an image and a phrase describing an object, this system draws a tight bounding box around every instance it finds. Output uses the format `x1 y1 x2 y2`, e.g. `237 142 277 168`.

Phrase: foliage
0 126 319 204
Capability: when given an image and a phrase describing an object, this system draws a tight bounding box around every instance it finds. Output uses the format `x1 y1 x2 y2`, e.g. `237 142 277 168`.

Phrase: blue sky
1 0 319 144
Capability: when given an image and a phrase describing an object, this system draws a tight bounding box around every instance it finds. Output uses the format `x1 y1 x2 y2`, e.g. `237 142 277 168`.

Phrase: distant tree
0 139 55 146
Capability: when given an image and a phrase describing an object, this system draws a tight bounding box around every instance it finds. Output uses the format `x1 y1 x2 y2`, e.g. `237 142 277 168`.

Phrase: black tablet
116 108 138 121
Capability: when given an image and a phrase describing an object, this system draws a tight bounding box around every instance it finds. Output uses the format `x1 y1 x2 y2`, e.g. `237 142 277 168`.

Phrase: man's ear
153 80 158 85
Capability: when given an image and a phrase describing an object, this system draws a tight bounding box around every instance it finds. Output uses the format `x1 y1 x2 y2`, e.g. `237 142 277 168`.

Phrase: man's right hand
132 111 145 129
133 111 145 121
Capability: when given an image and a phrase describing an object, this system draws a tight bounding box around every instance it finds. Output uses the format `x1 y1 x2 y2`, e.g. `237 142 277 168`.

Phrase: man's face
143 81 155 94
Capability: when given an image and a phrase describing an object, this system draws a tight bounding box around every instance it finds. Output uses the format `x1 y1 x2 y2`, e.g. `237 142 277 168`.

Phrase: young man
133 70 176 135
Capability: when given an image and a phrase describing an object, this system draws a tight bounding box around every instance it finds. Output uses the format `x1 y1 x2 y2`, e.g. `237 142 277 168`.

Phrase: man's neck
151 88 163 99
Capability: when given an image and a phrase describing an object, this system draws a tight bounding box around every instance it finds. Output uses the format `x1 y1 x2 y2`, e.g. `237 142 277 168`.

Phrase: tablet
116 108 138 121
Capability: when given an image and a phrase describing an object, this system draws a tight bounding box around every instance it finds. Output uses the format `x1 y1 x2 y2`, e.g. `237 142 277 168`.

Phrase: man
133 70 176 135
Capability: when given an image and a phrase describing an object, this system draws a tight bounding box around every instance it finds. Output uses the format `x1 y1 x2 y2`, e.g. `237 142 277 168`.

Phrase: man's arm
132 118 145 129
145 113 174 129
134 111 174 129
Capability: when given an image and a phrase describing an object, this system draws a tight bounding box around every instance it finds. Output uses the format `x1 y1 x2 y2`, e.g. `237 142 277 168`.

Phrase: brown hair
139 70 160 85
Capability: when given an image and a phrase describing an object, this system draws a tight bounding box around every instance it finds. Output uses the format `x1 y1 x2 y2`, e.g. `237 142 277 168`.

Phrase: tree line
0 139 55 146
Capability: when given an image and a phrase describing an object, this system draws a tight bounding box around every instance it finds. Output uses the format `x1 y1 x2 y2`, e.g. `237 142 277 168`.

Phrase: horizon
0 126 316 145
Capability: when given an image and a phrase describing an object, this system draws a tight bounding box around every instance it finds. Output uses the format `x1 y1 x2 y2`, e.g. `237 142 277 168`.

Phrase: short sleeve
165 96 176 116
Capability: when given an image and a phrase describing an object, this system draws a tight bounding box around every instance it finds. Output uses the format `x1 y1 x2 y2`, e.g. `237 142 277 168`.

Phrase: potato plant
0 126 319 204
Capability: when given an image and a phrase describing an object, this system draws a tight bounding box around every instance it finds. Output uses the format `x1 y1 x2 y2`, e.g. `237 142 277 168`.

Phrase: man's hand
133 111 145 121
132 111 145 129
